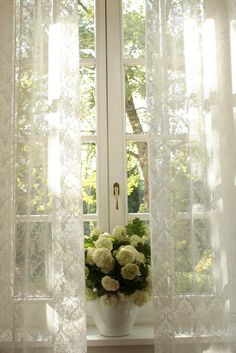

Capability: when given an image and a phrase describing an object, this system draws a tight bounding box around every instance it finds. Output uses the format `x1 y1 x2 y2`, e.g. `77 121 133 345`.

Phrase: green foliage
84 237 95 248
125 217 146 237
136 243 151 263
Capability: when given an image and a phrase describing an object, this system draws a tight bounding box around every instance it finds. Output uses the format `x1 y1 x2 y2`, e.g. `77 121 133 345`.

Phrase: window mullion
96 0 109 231
106 0 126 230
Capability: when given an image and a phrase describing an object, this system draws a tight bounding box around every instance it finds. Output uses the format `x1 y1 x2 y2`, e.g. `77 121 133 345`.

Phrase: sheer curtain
0 1 86 352
147 0 236 352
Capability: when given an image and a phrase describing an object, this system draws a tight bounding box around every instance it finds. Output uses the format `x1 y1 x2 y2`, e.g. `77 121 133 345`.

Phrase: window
14 0 213 302
80 0 149 234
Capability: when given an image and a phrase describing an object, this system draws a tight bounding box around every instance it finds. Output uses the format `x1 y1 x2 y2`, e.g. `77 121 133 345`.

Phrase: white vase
90 299 139 336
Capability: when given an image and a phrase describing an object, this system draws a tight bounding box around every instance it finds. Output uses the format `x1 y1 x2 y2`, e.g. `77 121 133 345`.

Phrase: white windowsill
87 324 236 347
86 324 154 347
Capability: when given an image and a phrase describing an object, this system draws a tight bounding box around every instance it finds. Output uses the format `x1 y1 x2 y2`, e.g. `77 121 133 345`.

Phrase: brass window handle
113 182 120 210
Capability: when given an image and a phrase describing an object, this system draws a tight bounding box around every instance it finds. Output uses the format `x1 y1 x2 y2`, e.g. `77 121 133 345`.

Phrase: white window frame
83 0 150 232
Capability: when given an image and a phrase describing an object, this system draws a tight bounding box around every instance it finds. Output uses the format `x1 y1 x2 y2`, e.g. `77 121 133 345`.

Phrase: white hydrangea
116 246 135 266
99 232 111 238
135 251 145 264
120 245 144 264
121 263 139 280
100 294 118 306
129 290 151 307
123 245 137 256
101 276 120 291
101 258 115 274
129 234 143 247
112 225 128 242
95 237 113 251
85 247 95 265
86 287 98 300
92 248 113 268
142 235 150 243
90 228 102 238
112 250 118 257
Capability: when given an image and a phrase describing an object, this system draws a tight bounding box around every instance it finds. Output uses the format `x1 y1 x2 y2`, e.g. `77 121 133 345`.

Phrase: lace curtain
147 0 236 352
0 1 86 352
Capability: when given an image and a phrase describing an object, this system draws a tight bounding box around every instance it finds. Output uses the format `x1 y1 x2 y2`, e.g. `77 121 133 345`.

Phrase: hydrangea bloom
90 228 102 238
135 251 145 264
112 225 128 242
116 247 135 265
101 276 120 291
100 294 118 306
121 263 139 280
129 234 143 247
92 248 113 268
101 258 115 274
85 247 95 265
122 245 137 255
95 237 113 251
99 232 111 238
129 290 150 307
121 245 144 264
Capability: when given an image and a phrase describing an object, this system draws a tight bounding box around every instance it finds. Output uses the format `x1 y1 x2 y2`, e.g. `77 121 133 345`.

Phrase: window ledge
86 324 154 347
87 324 236 347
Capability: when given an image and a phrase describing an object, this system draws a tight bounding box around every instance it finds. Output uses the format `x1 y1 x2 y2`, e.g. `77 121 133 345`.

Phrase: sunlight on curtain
147 0 236 352
0 1 86 352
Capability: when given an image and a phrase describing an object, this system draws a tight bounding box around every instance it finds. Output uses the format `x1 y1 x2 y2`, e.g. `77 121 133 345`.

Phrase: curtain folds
0 1 86 352
147 0 236 352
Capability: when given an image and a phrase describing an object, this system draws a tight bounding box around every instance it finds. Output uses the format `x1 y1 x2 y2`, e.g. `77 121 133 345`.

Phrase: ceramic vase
90 299 139 336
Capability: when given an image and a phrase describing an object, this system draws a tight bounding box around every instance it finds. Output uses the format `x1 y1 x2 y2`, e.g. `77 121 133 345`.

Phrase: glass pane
125 65 147 134
15 222 52 296
167 71 189 137
123 0 145 59
82 143 97 214
16 141 52 215
15 1 49 140
127 141 149 213
173 219 213 294
79 0 95 59
170 140 211 212
80 66 96 135
84 221 97 236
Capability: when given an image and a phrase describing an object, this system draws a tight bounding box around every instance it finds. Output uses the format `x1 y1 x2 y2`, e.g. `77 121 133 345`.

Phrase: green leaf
84 237 94 248
125 217 146 237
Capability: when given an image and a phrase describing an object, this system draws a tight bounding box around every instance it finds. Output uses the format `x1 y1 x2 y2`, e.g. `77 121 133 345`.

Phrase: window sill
86 324 154 347
87 324 236 347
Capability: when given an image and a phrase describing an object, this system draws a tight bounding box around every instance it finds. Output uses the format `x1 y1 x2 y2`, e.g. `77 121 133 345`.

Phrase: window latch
113 182 120 210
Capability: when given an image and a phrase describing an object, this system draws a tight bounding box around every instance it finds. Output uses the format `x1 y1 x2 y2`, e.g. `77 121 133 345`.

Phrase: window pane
173 219 213 294
15 222 52 296
123 0 145 59
84 221 97 235
79 0 95 59
82 143 97 214
127 141 149 213
16 141 52 215
80 66 96 135
125 65 147 134
171 140 211 212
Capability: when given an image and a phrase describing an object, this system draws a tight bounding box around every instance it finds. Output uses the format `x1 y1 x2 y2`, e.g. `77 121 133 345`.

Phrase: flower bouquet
84 218 151 307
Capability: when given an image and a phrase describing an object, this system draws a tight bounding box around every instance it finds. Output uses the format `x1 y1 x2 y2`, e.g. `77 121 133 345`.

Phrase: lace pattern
147 0 236 351
0 1 86 352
